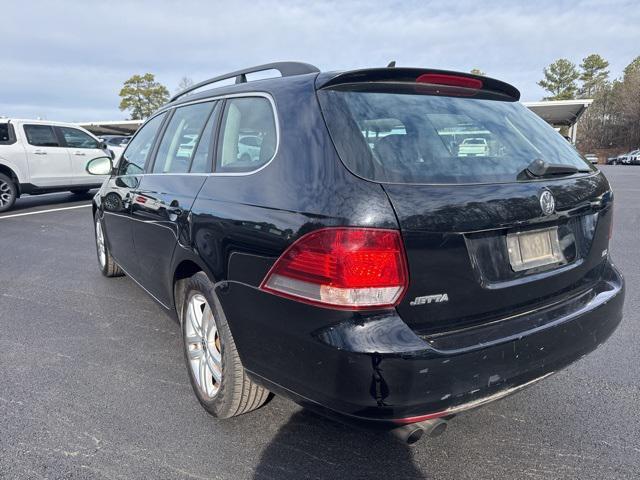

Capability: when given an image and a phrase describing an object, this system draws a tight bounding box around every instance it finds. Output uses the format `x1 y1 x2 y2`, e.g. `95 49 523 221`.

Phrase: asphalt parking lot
0 166 638 480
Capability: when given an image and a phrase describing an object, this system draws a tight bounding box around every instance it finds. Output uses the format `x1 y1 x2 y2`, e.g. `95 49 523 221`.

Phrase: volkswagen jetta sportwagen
87 62 624 443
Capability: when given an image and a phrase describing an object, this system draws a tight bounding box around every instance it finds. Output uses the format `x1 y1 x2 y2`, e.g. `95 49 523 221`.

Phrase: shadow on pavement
253 410 427 480
10 190 96 213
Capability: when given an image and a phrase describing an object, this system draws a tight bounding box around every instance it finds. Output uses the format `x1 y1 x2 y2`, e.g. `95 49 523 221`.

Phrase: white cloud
1 0 638 121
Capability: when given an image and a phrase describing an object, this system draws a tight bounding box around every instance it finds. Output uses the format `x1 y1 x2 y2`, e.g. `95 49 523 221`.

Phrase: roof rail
169 61 320 102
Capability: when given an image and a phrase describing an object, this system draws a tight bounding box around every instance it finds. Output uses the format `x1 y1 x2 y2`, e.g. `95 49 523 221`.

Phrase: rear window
318 89 593 184
216 97 277 173
0 124 14 144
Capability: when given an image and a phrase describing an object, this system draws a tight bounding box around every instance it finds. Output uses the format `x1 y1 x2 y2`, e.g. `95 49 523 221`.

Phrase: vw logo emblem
539 190 555 215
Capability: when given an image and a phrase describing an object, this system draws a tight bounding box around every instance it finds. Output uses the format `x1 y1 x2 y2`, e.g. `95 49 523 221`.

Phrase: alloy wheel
0 179 13 207
185 293 223 399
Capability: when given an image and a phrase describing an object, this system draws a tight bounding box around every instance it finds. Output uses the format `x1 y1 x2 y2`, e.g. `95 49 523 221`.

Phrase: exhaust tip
427 419 447 438
405 427 424 445
391 418 448 444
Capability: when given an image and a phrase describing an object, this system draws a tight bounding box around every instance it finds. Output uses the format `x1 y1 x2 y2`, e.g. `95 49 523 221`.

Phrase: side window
24 125 60 147
216 97 277 173
153 102 214 174
190 103 219 173
119 113 166 176
59 127 99 149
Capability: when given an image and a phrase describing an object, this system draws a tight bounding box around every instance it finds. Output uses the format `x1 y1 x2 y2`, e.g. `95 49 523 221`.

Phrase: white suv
0 119 112 212
458 137 490 156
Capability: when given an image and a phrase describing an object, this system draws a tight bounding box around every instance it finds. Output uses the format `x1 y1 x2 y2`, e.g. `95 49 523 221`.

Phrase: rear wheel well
173 260 205 320
0 164 20 195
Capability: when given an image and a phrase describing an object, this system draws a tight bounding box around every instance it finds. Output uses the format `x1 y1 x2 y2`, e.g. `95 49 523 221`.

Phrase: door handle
33 149 47 155
74 151 86 156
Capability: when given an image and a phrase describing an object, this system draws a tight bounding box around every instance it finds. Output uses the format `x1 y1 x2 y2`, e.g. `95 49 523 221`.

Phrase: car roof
2 118 101 139
161 62 520 112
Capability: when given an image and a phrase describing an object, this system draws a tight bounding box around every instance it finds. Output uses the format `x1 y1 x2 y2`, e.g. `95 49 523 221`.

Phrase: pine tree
538 59 579 100
118 73 170 120
579 54 609 98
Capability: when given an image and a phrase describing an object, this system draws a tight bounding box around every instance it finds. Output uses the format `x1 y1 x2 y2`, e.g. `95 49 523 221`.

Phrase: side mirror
98 141 108 150
86 156 114 175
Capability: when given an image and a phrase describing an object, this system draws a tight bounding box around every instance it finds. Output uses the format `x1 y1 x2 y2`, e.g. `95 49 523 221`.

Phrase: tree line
119 57 640 152
537 54 640 151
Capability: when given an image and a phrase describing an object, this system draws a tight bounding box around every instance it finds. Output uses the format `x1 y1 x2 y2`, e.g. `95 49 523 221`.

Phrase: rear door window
216 97 277 173
24 125 60 147
59 127 100 149
119 113 166 176
152 102 215 174
318 89 592 184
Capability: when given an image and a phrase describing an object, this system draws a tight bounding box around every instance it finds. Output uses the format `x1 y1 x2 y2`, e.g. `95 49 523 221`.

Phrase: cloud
1 0 638 121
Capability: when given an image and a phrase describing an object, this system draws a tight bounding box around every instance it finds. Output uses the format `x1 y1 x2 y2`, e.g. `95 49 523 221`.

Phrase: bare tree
176 76 195 94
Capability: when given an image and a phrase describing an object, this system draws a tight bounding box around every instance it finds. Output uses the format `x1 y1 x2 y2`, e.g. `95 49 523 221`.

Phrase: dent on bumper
311 262 624 423
220 263 624 426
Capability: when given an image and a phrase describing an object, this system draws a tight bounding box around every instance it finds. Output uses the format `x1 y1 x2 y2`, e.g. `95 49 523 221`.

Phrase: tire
0 173 18 213
611 161 617 165
71 189 90 195
94 212 123 277
180 272 270 418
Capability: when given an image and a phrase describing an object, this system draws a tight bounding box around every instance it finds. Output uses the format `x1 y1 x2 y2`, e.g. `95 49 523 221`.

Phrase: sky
1 0 639 122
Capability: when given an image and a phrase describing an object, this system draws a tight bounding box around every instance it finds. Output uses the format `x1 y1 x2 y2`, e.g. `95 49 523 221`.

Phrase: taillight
260 228 408 310
416 73 483 89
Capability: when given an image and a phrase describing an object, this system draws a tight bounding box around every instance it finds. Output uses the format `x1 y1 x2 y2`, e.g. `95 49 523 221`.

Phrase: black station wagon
87 62 624 444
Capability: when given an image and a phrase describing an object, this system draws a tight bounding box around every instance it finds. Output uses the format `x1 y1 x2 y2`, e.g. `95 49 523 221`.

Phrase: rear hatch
317 69 613 335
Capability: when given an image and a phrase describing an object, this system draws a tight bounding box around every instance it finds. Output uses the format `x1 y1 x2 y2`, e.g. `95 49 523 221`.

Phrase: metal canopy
76 120 142 136
522 99 593 127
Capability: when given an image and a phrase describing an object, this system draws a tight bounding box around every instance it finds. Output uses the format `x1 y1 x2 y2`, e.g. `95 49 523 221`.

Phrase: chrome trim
119 92 280 178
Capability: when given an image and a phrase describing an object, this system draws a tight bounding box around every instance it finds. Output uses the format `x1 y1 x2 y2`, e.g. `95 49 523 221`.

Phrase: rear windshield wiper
518 158 589 180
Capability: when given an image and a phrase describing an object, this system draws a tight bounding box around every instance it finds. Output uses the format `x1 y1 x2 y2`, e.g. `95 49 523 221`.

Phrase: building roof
75 120 142 135
522 99 593 127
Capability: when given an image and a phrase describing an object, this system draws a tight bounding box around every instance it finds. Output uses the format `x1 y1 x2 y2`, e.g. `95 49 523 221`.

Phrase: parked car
584 153 598 164
616 150 639 165
87 62 624 444
458 137 489 156
629 149 640 165
238 134 263 162
99 135 131 147
606 156 619 165
0 119 112 212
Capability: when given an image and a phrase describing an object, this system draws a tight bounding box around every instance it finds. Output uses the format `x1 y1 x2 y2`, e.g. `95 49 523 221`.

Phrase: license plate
506 227 564 272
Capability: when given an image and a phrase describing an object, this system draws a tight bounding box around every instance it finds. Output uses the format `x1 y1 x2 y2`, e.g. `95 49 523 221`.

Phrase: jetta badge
539 190 555 216
410 293 449 306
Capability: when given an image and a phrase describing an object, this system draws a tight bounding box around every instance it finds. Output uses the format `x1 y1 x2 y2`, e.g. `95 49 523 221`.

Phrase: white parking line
0 204 91 220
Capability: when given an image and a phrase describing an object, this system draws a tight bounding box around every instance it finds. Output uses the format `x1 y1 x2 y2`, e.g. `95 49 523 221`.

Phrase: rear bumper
219 261 624 428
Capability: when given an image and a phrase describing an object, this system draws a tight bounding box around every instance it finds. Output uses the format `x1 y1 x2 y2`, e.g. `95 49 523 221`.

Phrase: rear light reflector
416 73 483 90
260 228 408 310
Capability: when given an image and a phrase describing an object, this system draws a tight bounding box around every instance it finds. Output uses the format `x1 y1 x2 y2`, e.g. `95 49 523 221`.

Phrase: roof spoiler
317 67 520 101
